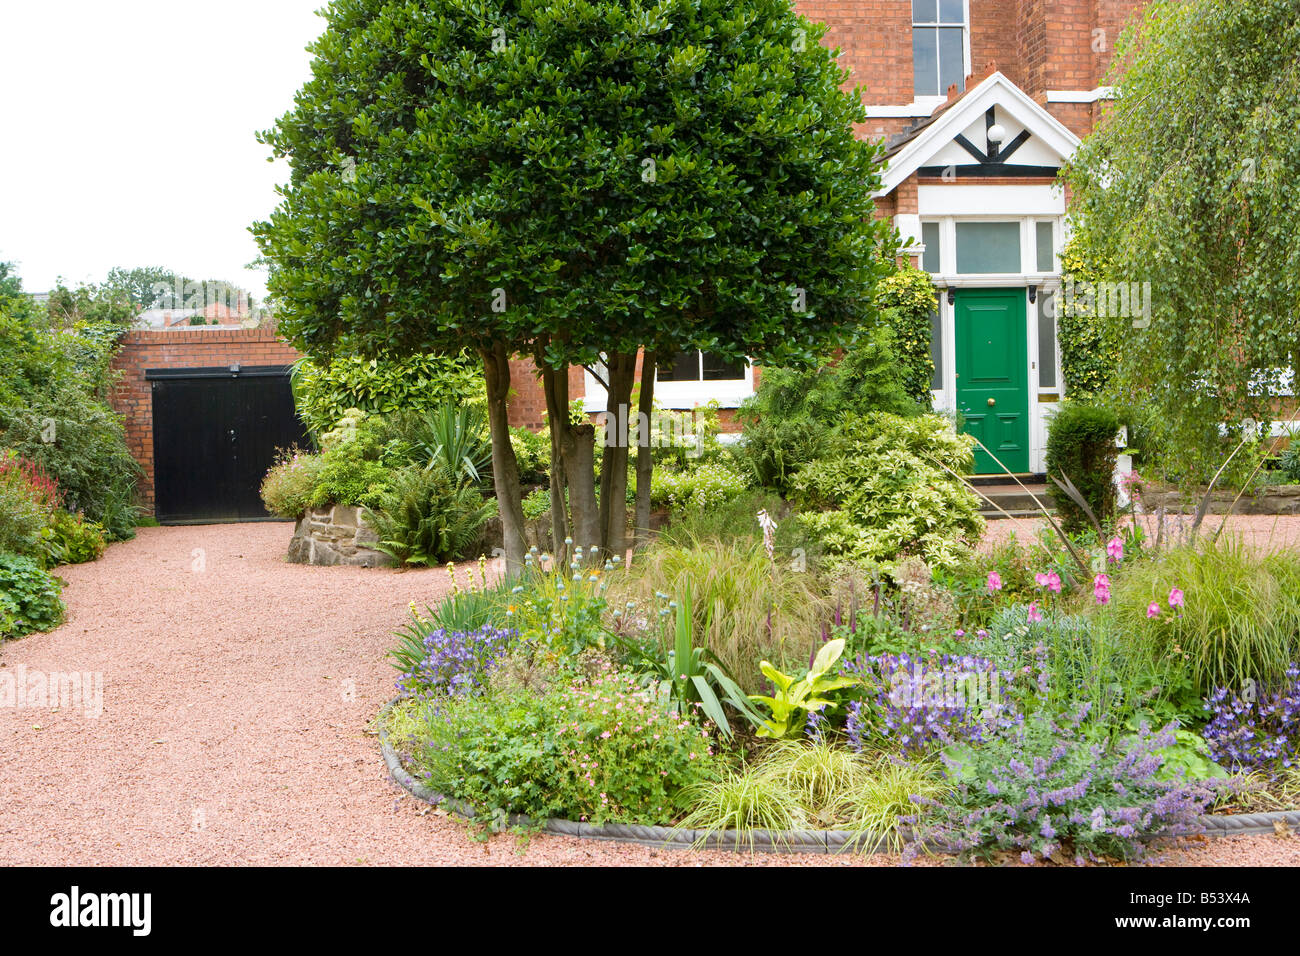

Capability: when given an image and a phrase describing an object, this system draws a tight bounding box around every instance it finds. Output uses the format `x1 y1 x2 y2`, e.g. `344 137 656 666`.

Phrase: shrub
40 511 107 566
290 351 484 437
875 266 939 405
0 552 65 639
1045 402 1120 534
510 426 550 485
735 327 920 494
521 487 552 520
1280 443 1300 483
259 448 325 518
791 412 984 573
650 461 749 513
606 537 827 693
364 465 494 566
909 707 1221 863
1107 538 1300 695
390 668 720 827
0 456 52 557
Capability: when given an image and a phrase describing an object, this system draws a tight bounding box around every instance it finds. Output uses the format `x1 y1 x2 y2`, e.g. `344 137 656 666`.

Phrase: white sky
0 0 327 301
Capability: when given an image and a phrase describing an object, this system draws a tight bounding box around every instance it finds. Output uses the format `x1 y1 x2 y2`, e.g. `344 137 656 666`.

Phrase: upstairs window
913 0 966 98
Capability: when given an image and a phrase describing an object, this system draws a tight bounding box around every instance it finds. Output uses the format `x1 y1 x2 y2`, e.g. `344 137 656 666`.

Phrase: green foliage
1064 0 1300 477
521 487 553 520
679 743 946 850
1107 538 1300 695
0 462 49 558
606 537 827 692
0 552 65 639
0 294 140 540
750 637 857 739
254 0 897 563
1045 402 1120 535
650 460 749 512
389 669 720 828
791 412 984 573
510 426 551 485
365 465 495 566
400 405 493 487
614 589 762 738
259 448 325 518
507 552 613 656
290 352 484 438
875 266 938 404
1056 236 1122 400
40 511 107 567
1279 443 1300 483
736 326 920 493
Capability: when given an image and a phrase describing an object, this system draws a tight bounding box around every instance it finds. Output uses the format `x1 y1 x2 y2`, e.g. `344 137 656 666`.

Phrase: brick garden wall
110 328 302 514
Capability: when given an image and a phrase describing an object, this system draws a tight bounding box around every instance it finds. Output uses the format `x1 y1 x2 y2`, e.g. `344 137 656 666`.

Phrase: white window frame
911 0 971 100
582 351 754 413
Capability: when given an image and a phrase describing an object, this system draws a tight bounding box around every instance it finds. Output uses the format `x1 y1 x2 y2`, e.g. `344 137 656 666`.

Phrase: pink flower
1034 571 1062 593
1093 573 1111 606
987 572 1003 594
1168 588 1185 609
1028 602 1044 624
1147 602 1161 619
1106 537 1124 562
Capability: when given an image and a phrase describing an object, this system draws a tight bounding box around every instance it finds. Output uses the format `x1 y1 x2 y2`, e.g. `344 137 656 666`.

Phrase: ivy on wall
876 266 937 405
1057 236 1122 401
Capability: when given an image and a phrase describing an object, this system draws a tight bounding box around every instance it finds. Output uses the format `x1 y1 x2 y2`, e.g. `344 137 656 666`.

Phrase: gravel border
379 714 1300 854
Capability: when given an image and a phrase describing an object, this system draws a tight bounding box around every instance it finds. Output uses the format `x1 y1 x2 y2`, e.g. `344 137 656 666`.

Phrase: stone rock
284 507 395 567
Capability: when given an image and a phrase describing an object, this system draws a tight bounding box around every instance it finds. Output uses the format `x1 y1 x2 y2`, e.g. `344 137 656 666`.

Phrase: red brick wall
110 328 302 513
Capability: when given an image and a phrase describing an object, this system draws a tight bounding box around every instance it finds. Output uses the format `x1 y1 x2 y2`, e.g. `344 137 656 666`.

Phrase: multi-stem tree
255 0 895 567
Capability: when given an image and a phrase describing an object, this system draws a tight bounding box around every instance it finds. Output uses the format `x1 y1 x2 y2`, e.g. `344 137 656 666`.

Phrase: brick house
509 0 1150 475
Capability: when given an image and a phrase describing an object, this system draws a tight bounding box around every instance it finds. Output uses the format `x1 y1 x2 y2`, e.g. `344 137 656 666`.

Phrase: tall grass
1109 536 1300 694
608 537 828 693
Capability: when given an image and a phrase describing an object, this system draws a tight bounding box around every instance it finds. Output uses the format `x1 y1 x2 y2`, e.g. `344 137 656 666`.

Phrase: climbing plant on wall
876 266 937 405
1056 235 1122 401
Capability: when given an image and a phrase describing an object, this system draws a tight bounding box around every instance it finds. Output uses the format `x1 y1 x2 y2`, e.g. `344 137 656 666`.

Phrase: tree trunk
480 344 527 572
541 365 571 560
599 351 638 562
634 349 657 551
542 363 600 562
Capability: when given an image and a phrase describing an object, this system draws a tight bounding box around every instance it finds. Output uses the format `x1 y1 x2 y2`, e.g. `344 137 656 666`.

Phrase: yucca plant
614 590 762 738
409 405 492 487
365 465 494 566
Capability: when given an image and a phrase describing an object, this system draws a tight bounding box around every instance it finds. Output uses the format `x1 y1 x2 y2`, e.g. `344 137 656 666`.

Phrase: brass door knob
987 397 996 406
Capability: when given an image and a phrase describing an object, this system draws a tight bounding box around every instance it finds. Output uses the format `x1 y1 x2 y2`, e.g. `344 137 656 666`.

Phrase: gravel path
2 523 1296 866
982 513 1300 552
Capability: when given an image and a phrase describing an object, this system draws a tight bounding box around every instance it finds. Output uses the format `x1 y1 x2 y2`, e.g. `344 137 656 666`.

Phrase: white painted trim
1045 86 1117 104
875 72 1082 197
582 359 754 413
918 183 1066 218
865 100 945 118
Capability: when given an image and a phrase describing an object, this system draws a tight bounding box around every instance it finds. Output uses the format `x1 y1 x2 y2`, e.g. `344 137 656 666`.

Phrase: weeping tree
254 0 894 568
1064 0 1300 481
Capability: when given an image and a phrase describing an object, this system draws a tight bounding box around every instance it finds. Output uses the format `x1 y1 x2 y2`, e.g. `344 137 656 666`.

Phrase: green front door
955 288 1030 474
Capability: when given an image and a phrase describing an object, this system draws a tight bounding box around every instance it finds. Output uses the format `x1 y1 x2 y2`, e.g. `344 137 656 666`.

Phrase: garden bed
378 716 1300 853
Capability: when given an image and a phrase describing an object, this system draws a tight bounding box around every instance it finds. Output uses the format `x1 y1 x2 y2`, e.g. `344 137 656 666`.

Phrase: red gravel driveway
1 524 1295 866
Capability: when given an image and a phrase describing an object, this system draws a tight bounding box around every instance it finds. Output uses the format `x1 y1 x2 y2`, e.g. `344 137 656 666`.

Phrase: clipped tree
254 0 894 566
1064 0 1300 478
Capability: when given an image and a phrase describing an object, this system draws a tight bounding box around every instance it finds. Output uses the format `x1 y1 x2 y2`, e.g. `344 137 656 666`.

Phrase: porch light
987 123 1007 145
946 288 956 305
1028 285 1038 304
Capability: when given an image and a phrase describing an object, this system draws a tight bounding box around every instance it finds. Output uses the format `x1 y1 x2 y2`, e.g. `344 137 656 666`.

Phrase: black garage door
148 365 310 524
